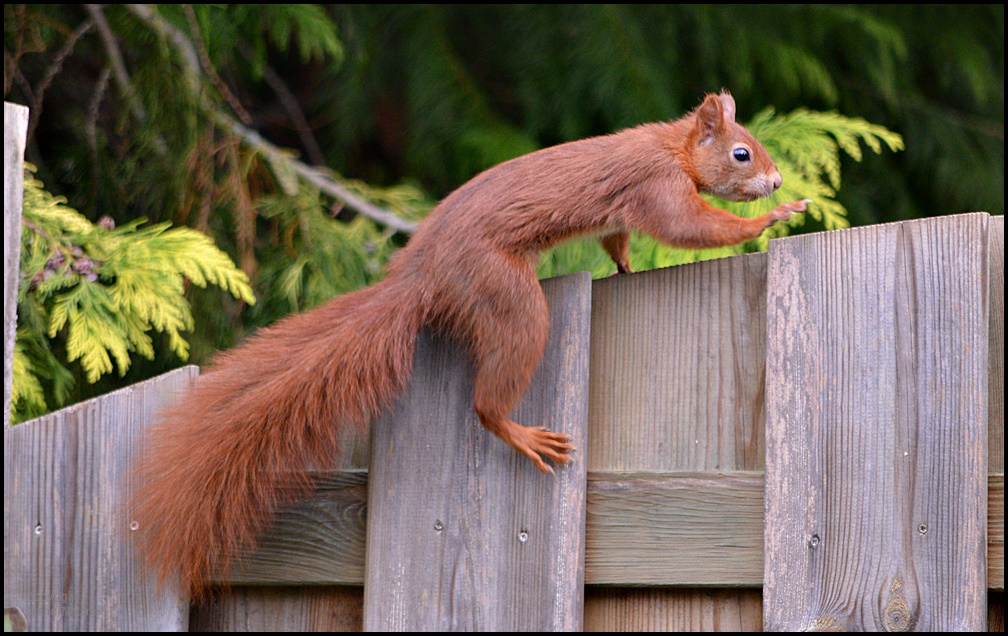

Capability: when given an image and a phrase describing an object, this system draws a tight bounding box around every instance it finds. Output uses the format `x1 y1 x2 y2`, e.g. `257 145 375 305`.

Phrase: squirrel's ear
695 93 724 146
718 91 736 124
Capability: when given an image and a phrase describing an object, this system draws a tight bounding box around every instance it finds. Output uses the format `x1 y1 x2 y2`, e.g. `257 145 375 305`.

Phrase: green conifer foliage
4 4 999 416
13 166 255 421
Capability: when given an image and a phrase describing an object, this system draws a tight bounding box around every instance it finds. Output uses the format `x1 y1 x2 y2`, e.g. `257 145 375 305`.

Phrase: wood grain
226 470 368 585
586 471 763 586
990 473 1004 591
4 101 28 429
585 255 768 630
990 216 1003 475
990 215 1004 592
363 272 591 631
764 214 989 631
585 587 763 632
189 586 363 631
588 254 769 472
3 366 197 631
217 467 1004 590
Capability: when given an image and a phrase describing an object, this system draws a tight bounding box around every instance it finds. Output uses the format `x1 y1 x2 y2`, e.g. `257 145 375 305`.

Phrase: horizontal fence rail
227 468 1004 589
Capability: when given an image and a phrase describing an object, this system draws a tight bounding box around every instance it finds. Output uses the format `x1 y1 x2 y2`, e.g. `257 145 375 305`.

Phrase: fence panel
584 254 770 630
988 215 1004 619
764 214 989 631
4 367 197 631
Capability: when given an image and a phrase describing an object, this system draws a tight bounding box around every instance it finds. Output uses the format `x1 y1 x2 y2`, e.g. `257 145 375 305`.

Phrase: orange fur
132 91 808 596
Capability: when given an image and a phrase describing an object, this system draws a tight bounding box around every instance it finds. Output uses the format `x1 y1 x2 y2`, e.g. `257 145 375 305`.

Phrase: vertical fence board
4 366 197 631
363 272 591 631
4 101 28 430
764 214 989 631
588 253 769 472
990 216 1004 596
988 215 1003 477
585 254 768 631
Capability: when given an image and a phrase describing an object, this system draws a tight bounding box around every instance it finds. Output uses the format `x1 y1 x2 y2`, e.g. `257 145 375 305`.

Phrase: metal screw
918 523 927 535
130 521 140 531
518 530 529 543
434 520 444 533
34 524 43 535
808 533 820 548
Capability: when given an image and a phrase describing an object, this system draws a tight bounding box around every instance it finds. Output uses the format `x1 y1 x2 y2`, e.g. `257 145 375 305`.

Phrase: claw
481 415 575 473
525 426 574 468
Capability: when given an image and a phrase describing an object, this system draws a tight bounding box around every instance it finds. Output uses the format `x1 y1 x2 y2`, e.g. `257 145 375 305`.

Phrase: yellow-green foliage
537 107 904 279
744 106 905 246
13 166 255 422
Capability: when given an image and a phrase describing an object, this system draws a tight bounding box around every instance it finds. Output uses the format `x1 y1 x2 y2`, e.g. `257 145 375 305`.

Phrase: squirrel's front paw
771 199 812 222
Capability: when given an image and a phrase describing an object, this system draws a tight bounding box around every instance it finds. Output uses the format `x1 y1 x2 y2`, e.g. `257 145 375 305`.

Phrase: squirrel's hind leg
464 261 573 473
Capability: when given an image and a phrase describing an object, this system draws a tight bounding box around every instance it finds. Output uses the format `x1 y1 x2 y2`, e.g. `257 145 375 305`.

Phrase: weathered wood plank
584 587 763 632
189 586 363 632
588 253 768 472
586 471 763 586
990 215 1004 593
363 272 591 631
764 214 989 631
585 253 769 630
223 467 1004 589
990 215 1004 476
198 414 370 628
990 473 1005 591
225 470 368 585
4 101 29 429
4 366 197 631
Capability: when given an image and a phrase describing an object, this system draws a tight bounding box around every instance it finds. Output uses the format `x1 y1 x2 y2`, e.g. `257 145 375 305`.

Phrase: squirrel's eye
733 147 751 162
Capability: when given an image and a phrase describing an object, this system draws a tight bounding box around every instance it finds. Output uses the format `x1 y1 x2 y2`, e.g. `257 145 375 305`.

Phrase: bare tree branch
29 18 94 140
182 4 253 126
239 42 327 166
222 117 420 235
125 3 417 234
84 4 167 155
84 6 145 125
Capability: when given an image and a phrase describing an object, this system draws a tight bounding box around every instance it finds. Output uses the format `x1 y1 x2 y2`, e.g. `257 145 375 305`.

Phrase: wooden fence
4 101 1004 631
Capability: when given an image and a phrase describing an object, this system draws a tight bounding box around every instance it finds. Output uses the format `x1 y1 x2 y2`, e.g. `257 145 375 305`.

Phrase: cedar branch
125 3 418 234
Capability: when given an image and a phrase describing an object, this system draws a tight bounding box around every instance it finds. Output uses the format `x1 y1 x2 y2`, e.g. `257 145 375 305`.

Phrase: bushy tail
132 276 422 596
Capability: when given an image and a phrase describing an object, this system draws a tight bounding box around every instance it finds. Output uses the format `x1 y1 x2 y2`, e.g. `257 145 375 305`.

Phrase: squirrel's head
688 91 783 202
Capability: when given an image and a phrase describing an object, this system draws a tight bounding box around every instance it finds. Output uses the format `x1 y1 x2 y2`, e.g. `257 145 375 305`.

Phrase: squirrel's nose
770 171 782 191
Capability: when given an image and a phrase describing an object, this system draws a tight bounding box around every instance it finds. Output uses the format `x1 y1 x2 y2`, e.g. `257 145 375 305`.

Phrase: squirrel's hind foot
477 413 573 474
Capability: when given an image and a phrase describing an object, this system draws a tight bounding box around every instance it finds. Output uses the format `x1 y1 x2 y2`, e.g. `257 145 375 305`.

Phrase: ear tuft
718 91 736 124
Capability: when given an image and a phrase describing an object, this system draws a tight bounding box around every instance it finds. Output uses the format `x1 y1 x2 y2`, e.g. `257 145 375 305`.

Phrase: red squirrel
133 91 809 594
